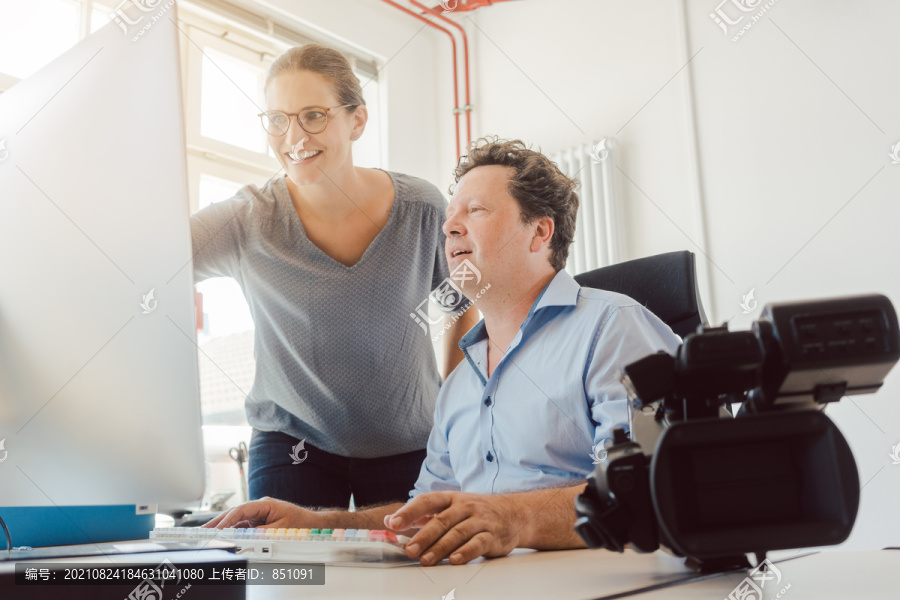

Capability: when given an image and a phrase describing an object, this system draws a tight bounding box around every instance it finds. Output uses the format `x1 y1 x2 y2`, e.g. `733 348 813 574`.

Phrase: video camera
574 294 899 572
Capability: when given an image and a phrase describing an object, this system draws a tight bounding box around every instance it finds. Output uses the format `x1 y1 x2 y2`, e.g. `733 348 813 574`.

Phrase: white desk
242 547 898 600
3 546 896 599
244 548 692 600
634 550 898 600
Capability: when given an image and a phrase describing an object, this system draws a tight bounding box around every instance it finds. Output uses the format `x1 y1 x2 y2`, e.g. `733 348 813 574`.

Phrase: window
196 173 254 341
353 75 383 168
200 47 268 153
90 4 112 32
0 0 79 83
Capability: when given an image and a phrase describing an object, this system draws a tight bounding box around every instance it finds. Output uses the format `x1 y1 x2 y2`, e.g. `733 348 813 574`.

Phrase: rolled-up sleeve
191 196 249 283
584 305 682 448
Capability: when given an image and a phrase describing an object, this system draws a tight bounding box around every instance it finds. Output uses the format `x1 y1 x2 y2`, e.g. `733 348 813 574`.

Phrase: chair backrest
573 251 707 339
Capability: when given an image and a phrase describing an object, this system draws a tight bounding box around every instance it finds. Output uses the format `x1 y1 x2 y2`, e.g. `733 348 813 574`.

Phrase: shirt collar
459 269 581 351
530 268 581 314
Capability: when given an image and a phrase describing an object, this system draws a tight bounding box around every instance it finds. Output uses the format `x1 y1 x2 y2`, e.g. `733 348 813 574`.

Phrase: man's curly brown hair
451 137 579 272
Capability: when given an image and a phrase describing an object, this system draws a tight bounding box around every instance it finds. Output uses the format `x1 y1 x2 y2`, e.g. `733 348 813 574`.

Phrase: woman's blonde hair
265 44 365 109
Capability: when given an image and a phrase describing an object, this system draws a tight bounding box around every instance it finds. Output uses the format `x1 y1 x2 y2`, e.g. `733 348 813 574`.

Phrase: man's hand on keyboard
202 497 315 529
384 491 525 566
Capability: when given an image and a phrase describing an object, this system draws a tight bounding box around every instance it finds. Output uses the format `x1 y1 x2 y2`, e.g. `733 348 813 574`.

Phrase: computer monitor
0 9 205 546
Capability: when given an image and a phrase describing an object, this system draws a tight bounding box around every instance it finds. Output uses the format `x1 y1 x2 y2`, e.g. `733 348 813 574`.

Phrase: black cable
588 570 728 600
588 552 819 600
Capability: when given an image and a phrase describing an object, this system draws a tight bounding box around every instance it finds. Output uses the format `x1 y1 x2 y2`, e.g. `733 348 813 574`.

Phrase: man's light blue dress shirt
411 269 682 497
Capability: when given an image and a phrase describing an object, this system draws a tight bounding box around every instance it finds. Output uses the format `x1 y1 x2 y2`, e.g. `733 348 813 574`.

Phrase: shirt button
484 397 492 407
486 452 494 462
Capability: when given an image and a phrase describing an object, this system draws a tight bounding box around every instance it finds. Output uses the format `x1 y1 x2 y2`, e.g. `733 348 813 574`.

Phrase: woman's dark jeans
247 429 426 509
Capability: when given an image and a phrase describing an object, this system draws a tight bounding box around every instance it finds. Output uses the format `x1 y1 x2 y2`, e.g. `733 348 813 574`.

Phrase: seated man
206 138 681 565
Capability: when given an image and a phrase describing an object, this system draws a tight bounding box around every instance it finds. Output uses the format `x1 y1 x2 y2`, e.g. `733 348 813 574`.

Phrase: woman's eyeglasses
257 105 355 136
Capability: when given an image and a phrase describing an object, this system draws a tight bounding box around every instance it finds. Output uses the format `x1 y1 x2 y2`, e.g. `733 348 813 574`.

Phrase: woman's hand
202 497 320 530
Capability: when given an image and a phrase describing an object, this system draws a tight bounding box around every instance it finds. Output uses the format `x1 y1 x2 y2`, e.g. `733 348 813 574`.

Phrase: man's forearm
506 484 588 550
308 502 404 531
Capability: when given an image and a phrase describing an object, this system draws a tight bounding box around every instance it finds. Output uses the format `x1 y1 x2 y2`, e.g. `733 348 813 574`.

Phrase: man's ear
530 216 554 253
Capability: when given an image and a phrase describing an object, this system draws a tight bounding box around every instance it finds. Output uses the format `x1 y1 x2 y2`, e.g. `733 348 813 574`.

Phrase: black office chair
573 251 708 339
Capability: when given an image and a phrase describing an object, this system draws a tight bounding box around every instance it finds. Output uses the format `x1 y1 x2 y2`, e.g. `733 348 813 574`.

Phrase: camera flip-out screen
652 410 859 558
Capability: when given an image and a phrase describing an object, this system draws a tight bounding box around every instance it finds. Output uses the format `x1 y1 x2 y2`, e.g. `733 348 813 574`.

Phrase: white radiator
550 138 621 275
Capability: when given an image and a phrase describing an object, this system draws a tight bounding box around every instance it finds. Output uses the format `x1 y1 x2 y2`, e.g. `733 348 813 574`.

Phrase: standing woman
191 44 469 508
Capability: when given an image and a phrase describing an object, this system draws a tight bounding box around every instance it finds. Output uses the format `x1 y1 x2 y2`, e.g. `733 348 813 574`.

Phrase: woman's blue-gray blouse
191 171 449 458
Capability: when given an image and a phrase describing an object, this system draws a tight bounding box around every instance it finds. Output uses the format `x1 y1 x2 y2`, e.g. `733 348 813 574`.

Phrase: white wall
469 0 703 273
470 0 900 551
684 0 900 551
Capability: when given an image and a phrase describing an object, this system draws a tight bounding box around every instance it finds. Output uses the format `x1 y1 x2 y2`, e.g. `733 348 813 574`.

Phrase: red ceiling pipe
379 0 461 158
409 0 472 149
428 0 519 11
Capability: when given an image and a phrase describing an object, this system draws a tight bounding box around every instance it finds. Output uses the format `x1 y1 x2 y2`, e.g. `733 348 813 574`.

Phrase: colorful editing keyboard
149 527 415 567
